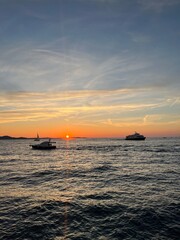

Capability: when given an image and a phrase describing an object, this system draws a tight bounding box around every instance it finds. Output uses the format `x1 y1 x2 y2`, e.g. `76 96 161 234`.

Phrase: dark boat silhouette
30 139 56 149
125 132 146 140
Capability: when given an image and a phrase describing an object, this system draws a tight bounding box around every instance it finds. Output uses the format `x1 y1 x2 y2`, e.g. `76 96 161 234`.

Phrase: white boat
125 132 146 140
30 139 56 150
34 133 40 141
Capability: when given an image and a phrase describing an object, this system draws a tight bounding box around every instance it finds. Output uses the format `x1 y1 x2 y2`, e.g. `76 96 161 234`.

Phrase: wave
0 197 179 240
0 138 179 240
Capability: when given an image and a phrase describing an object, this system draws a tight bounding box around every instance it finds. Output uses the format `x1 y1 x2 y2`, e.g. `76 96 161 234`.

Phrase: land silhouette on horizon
0 135 87 140
0 135 27 140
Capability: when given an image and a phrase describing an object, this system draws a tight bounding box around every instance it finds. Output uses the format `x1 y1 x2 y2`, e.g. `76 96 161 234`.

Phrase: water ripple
0 138 179 240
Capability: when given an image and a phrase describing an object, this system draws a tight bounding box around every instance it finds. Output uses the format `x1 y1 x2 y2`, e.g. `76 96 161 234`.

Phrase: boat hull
31 145 56 150
125 137 146 140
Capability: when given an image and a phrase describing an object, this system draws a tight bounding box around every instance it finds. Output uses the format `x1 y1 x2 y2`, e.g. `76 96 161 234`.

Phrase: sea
0 138 179 240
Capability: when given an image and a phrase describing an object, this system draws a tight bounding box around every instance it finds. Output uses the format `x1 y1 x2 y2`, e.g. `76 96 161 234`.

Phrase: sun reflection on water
62 139 71 239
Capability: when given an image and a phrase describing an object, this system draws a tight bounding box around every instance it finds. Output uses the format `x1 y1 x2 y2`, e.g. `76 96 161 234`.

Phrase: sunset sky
0 0 180 138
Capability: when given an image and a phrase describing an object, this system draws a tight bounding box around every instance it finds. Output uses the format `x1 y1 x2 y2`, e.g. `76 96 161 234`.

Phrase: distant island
73 137 87 139
0 135 28 140
0 135 88 140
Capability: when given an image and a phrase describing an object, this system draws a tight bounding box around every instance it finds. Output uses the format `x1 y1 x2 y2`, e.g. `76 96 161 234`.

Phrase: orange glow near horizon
0 120 180 138
0 90 179 138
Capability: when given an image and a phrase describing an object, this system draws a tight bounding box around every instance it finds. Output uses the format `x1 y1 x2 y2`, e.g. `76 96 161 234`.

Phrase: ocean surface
0 138 179 240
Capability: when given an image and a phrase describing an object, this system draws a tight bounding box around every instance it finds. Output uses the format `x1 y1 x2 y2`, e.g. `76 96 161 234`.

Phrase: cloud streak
138 0 180 12
1 43 178 94
0 89 179 125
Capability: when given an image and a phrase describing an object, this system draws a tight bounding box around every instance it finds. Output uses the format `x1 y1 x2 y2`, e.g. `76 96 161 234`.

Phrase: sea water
0 138 179 240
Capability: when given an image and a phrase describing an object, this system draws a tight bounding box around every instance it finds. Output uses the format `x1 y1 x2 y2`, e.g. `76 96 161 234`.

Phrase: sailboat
34 133 40 141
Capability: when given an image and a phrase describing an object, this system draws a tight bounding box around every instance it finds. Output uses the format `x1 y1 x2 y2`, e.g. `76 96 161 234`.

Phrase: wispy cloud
143 114 180 126
0 89 179 125
129 32 152 44
138 0 180 12
0 45 93 91
0 39 179 93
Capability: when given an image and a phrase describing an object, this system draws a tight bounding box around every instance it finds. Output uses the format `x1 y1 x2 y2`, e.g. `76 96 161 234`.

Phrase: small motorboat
30 139 56 150
125 132 146 140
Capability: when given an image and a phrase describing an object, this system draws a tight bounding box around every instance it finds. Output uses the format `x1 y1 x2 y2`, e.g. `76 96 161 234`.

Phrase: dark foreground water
0 138 179 240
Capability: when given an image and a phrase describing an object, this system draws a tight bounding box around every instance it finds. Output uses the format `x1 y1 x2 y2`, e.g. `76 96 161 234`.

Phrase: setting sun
65 134 70 139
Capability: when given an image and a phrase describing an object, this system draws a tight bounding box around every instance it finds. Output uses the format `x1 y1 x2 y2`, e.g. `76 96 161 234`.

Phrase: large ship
125 132 146 140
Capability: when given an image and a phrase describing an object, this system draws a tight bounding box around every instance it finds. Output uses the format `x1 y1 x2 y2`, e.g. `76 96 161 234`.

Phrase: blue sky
0 0 180 137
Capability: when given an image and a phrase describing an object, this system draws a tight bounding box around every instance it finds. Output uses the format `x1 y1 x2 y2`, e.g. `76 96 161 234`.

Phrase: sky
0 0 180 138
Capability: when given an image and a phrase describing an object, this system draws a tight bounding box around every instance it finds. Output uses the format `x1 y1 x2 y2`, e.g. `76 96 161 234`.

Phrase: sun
65 134 70 139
